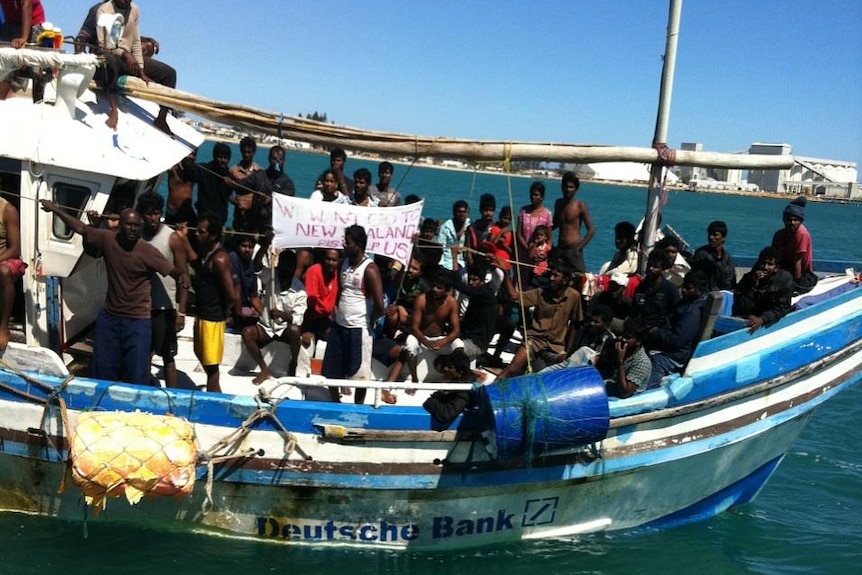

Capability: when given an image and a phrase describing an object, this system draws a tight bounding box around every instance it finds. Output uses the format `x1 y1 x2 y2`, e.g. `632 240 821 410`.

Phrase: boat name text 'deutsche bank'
256 497 560 543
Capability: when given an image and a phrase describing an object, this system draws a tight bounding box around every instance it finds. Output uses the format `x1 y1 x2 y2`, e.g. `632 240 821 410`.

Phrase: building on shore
747 143 859 199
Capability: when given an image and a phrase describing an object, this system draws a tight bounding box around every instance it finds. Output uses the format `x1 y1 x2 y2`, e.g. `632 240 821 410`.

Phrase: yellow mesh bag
70 411 197 513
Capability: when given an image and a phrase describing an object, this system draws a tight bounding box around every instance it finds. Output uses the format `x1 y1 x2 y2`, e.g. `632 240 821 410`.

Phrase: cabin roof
0 83 203 181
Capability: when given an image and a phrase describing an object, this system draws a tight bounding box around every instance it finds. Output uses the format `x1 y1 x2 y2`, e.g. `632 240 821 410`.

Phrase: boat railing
260 375 476 408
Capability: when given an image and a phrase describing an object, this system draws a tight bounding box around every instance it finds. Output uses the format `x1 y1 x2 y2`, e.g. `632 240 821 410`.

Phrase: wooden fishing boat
0 1 859 550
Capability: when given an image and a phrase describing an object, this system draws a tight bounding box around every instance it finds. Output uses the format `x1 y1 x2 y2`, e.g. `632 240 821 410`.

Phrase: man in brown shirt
497 259 584 379
40 200 189 385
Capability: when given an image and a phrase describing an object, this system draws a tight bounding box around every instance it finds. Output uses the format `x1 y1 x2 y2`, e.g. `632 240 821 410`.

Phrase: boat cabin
0 48 201 356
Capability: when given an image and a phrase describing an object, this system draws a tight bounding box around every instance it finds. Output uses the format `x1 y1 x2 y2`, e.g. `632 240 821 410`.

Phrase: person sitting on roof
82 0 177 133
733 246 794 333
1 0 47 101
771 196 817 295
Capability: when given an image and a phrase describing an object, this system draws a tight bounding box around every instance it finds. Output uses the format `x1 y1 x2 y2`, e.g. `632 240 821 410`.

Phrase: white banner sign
272 195 424 266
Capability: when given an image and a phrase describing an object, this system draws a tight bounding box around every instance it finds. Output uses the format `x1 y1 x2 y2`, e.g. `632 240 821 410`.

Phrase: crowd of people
0 2 820 410
25 126 819 411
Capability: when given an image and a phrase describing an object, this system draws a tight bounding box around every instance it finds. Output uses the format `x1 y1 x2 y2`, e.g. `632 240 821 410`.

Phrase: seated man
423 350 476 430
772 196 817 295
0 0 47 101
0 194 23 350
385 270 462 391
300 248 339 350
229 236 262 326
83 1 177 132
644 271 707 388
496 258 584 379
629 248 680 330
597 318 652 399
241 250 306 382
540 304 615 373
733 246 794 333
690 220 736 291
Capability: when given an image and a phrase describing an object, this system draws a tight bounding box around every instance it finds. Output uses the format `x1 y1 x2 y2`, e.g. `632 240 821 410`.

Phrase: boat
1 1 860 550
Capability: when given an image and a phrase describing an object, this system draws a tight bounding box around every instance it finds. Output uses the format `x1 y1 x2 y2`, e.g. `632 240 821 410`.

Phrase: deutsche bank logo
522 497 559 527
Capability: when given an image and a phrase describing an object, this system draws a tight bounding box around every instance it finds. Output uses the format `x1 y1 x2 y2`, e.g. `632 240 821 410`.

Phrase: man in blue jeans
40 200 189 385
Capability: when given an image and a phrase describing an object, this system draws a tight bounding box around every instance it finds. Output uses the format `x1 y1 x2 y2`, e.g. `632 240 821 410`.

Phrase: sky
42 0 862 176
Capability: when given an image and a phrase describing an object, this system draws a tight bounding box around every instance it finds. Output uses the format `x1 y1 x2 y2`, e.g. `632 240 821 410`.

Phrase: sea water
1 141 860 573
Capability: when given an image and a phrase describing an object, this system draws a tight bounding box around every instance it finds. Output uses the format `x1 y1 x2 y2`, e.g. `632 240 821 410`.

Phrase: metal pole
640 0 683 271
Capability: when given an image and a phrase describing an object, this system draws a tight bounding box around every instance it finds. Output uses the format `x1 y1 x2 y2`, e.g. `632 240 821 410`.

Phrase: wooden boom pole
119 75 794 171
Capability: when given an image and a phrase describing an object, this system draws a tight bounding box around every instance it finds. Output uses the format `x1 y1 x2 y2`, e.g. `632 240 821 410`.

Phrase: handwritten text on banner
272 195 424 266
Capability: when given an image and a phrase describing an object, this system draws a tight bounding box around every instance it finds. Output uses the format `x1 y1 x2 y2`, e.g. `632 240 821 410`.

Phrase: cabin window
51 183 91 240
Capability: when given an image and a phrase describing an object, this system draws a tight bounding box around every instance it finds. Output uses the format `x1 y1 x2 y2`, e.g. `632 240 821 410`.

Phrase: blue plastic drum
482 366 610 458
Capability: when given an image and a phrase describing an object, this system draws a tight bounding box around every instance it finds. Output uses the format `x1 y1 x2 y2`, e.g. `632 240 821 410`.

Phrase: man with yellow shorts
190 212 235 392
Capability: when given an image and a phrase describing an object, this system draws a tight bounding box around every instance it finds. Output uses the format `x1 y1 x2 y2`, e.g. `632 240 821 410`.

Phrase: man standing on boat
185 212 235 393
136 192 189 388
183 142 233 228
370 161 401 207
553 172 595 273
319 225 385 404
0 192 23 351
39 200 189 385
227 145 295 237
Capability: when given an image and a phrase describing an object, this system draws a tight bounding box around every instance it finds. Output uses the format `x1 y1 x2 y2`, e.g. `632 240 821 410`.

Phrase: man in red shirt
301 248 339 349
0 0 47 100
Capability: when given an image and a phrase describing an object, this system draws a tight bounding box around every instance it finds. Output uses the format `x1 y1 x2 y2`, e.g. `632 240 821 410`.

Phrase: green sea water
1 143 860 573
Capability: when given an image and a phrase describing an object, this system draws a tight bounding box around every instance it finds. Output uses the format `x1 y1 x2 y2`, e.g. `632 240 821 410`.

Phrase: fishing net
69 411 197 514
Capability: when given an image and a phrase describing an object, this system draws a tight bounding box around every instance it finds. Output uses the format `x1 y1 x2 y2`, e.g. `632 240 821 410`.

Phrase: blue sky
44 0 862 175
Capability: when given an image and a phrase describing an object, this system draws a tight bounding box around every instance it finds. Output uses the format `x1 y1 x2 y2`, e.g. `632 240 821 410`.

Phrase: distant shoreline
202 135 858 205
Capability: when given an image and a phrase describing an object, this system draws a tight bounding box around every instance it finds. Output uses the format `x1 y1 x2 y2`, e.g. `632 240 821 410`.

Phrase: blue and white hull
1 283 860 549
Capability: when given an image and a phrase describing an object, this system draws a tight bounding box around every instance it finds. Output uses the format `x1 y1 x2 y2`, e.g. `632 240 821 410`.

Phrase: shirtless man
385 270 462 399
553 172 595 273
165 149 197 227
0 193 23 350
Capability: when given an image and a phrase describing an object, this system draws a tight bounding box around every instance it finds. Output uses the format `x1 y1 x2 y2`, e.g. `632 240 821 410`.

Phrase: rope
196 399 306 514
502 147 533 375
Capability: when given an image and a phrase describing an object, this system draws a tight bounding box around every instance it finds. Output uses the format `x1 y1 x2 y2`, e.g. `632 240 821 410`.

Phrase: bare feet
252 369 274 385
404 388 417 396
154 114 174 137
380 389 398 405
0 326 10 352
106 108 118 130
340 386 352 396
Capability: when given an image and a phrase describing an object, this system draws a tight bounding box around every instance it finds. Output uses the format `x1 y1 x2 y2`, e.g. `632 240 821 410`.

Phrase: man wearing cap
771 196 817 295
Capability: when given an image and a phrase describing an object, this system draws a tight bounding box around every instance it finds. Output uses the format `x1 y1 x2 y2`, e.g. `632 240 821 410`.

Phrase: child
528 225 551 282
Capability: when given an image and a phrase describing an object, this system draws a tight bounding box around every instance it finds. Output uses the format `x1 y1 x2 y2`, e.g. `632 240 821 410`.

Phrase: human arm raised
39 200 88 236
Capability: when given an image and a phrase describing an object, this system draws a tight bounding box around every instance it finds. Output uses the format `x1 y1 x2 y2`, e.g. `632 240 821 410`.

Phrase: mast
640 0 683 269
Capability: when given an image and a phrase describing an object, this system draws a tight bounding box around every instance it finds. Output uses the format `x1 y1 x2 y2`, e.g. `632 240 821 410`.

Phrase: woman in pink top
515 181 553 288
